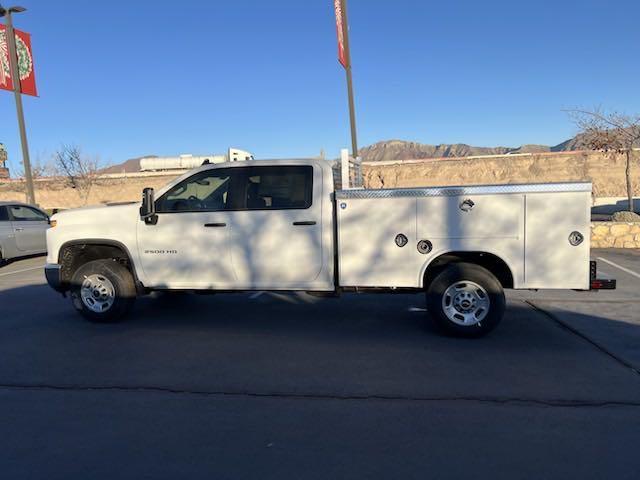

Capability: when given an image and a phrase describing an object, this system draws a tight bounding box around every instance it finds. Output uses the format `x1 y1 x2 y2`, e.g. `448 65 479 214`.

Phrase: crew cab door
7 204 49 253
228 165 323 288
136 168 240 288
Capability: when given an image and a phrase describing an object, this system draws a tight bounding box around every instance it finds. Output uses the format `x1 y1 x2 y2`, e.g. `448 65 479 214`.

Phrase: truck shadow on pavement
1 284 640 405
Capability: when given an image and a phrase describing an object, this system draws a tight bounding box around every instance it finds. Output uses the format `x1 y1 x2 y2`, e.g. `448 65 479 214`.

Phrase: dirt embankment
0 151 636 209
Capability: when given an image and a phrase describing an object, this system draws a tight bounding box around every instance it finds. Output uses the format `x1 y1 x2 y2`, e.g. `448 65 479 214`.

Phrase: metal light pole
0 4 36 205
338 0 358 158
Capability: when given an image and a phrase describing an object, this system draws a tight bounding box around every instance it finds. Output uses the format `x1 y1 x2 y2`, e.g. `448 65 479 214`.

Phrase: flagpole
339 0 358 158
1 4 35 204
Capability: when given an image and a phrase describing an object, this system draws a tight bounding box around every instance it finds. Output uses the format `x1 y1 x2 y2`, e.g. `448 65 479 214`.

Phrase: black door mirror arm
140 187 158 225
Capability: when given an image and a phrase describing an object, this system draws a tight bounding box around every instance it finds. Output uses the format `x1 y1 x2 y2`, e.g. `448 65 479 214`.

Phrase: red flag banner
334 0 348 68
0 24 38 96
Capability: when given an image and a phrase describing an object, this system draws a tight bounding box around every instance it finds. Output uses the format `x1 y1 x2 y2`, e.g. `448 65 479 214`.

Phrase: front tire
70 259 136 323
426 263 505 337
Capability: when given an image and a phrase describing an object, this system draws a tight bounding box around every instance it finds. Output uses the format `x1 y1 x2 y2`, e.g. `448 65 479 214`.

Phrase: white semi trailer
44 158 615 337
139 148 253 172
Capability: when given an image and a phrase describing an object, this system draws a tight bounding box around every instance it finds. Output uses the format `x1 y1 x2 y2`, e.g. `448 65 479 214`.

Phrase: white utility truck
45 158 615 337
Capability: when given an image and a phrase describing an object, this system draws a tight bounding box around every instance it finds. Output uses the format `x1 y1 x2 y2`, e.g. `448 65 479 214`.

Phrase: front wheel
426 263 505 337
70 259 137 322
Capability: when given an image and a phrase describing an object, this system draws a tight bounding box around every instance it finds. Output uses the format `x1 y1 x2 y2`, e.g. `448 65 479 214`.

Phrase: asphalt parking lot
0 250 639 479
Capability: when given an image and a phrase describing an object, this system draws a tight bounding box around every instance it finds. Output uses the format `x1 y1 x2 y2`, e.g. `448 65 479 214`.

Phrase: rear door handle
204 223 226 228
293 221 316 226
14 227 24 231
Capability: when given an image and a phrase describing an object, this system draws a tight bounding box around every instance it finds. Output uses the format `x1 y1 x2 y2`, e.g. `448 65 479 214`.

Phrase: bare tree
568 108 640 212
53 145 99 205
22 156 56 179
14 156 55 200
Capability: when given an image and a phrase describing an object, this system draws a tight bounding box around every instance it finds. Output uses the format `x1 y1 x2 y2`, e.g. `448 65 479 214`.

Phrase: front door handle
204 223 226 228
293 221 316 226
14 227 24 231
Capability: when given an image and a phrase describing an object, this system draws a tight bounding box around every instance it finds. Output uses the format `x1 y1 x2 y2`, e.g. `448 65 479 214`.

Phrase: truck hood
52 202 139 225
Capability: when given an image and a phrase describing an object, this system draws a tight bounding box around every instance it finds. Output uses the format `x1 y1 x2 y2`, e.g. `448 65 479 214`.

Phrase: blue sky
1 0 639 172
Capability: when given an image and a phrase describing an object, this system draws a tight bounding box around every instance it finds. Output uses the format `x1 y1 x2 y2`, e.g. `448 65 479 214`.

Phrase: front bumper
45 264 66 292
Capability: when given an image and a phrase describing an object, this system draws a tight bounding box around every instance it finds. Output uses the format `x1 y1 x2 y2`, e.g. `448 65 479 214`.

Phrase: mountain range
357 135 590 163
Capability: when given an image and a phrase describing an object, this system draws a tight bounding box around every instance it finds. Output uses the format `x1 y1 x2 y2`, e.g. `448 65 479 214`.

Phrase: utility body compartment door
337 197 418 287
524 192 590 289
416 194 522 240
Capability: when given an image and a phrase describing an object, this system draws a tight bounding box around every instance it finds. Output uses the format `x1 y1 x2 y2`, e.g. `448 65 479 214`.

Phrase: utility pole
336 0 358 158
1 4 35 204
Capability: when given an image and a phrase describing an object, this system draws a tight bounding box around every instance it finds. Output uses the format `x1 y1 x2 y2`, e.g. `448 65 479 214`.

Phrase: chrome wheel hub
80 274 115 313
442 281 490 326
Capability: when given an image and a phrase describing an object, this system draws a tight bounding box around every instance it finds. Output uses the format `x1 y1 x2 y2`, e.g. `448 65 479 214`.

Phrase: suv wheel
70 259 136 322
426 263 505 337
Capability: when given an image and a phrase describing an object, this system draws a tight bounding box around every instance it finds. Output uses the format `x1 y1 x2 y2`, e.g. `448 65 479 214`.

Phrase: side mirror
140 187 158 225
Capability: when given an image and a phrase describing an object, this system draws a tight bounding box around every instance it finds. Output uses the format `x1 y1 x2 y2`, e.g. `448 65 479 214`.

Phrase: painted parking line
597 256 640 280
0 265 44 278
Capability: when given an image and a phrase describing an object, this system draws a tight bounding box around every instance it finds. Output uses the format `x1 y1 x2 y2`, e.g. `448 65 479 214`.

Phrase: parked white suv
0 201 50 264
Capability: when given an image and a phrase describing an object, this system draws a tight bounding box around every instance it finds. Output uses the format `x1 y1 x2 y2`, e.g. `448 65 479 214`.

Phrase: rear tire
70 259 136 323
426 263 505 337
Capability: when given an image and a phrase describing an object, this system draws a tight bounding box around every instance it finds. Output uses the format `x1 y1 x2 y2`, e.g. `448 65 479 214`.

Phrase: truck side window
156 169 234 213
240 166 313 210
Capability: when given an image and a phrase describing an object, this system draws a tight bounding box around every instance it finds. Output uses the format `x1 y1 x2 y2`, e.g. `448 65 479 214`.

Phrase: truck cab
136 159 336 291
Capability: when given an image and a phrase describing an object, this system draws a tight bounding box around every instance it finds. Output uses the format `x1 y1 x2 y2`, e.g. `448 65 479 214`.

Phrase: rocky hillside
550 133 590 153
358 138 582 162
358 141 510 162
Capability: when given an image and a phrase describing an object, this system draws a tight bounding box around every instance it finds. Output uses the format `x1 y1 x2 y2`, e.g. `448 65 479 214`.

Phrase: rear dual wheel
426 263 505 337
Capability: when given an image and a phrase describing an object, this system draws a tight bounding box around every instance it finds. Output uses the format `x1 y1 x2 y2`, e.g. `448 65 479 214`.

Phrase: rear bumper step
590 278 617 290
590 260 617 290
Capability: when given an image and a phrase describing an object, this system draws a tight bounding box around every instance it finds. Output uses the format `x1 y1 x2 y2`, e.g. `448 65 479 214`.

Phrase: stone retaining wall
363 150 638 198
591 222 640 248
